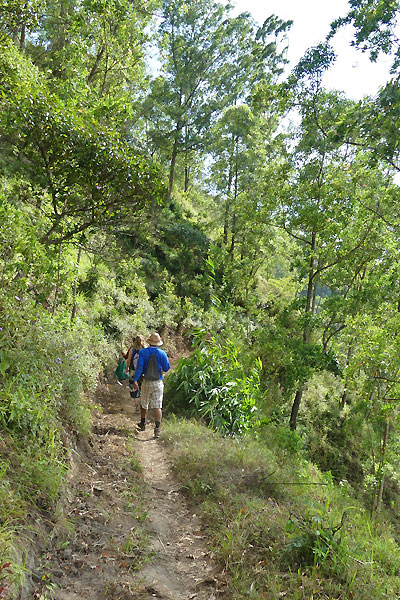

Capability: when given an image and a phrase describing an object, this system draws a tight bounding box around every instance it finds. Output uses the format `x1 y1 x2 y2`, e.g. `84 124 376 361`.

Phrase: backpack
143 351 161 381
114 359 129 382
129 349 137 371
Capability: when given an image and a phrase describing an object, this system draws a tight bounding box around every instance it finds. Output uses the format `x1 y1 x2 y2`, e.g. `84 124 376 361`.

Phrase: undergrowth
165 333 261 434
0 290 111 596
162 418 400 600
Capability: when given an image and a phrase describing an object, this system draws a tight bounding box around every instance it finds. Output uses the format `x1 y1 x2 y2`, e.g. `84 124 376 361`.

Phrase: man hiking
131 332 170 438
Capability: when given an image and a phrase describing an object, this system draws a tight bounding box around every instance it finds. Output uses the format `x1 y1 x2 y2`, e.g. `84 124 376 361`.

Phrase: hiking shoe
136 421 146 431
154 427 161 438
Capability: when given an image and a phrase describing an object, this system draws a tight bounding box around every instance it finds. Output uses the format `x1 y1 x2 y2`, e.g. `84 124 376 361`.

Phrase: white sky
232 0 394 99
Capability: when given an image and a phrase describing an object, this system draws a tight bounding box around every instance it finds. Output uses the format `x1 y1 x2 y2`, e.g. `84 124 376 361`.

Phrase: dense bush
0 288 110 503
165 332 261 434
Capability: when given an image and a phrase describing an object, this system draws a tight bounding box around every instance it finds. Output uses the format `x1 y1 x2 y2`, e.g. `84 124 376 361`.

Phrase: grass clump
162 418 400 600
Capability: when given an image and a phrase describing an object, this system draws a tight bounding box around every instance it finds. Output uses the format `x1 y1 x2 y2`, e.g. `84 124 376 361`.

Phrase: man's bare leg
154 408 162 437
137 407 147 431
154 408 162 424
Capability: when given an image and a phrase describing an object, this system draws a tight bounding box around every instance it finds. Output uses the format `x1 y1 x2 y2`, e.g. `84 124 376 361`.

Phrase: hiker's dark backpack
144 350 161 381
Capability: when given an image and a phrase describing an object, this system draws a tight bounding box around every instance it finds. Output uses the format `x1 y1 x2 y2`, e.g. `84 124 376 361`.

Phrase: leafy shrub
0 286 108 516
165 333 261 434
284 502 348 576
152 280 182 330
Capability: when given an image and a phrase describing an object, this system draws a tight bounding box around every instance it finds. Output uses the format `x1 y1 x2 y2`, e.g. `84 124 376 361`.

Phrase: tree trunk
290 385 304 431
167 86 182 201
19 23 26 50
304 230 316 337
289 231 317 430
228 148 239 260
87 46 105 85
184 165 190 192
311 280 317 314
229 213 237 260
184 125 190 192
168 132 180 201
376 416 390 512
19 2 27 49
223 140 235 247
52 242 63 315
340 343 353 407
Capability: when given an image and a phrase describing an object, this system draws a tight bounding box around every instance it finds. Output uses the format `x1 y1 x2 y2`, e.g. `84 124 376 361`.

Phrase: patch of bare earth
30 381 220 600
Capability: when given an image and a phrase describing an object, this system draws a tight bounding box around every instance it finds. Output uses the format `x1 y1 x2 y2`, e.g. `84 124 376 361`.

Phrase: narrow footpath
31 381 220 600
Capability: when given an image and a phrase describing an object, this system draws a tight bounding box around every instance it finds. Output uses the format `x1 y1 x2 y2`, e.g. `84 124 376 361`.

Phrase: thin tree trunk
87 46 105 85
290 231 317 430
167 85 182 201
20 23 26 50
223 169 232 246
290 385 304 431
228 146 239 260
168 134 179 201
376 416 390 512
52 243 63 315
311 280 317 314
223 134 236 247
184 125 190 192
304 231 317 330
229 213 237 260
340 343 353 407
184 165 190 192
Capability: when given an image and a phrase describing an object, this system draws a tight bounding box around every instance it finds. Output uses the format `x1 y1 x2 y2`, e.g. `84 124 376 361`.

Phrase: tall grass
163 418 400 600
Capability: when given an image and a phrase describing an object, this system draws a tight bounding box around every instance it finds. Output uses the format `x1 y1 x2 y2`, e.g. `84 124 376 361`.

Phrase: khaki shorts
140 379 164 409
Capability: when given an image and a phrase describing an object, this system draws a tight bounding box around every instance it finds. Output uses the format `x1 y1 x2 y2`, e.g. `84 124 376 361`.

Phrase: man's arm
161 351 170 373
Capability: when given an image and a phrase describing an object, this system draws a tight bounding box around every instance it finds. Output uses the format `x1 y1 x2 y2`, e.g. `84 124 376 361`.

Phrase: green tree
330 0 400 68
0 42 165 246
0 0 45 48
143 0 291 199
281 80 393 430
208 102 286 307
8 0 159 128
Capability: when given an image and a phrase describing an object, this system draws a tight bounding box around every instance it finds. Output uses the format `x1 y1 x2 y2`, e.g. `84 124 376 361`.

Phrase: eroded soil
30 381 220 600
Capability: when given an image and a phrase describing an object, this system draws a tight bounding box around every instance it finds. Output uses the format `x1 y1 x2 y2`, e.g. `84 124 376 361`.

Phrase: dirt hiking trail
31 382 221 600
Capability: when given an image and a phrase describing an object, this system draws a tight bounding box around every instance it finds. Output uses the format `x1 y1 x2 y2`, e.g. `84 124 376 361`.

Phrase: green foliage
155 216 210 300
0 284 110 515
292 42 336 82
145 0 291 196
0 41 166 246
0 0 44 38
165 333 261 434
163 419 400 600
3 0 400 595
284 502 348 575
330 0 400 66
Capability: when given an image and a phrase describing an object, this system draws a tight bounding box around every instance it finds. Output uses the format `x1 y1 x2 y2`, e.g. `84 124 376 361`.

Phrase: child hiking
122 334 147 410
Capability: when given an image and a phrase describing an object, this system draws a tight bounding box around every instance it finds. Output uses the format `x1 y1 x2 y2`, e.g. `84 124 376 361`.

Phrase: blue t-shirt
134 346 170 381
